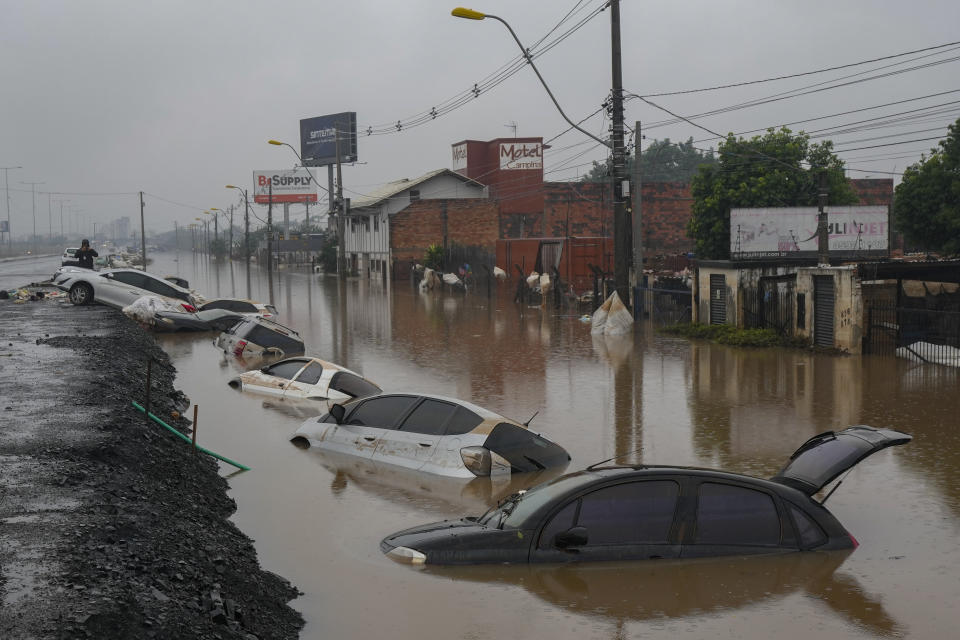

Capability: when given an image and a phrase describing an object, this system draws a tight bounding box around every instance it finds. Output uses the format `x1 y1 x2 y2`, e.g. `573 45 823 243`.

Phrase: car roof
236 315 301 336
564 465 805 497
348 392 508 422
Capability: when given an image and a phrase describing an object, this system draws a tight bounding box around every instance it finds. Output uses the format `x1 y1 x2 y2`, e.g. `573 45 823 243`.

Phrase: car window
265 360 308 380
537 501 578 549
573 481 679 545
112 272 147 287
345 395 417 428
141 276 181 299
443 406 483 435
202 300 228 311
295 362 324 385
788 504 827 548
329 372 381 398
398 399 456 435
695 483 781 546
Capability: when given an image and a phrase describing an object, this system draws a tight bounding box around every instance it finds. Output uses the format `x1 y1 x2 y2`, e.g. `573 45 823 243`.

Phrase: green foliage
209 237 228 260
687 128 858 260
660 323 810 349
894 118 960 256
582 137 716 183
318 233 338 272
424 243 443 270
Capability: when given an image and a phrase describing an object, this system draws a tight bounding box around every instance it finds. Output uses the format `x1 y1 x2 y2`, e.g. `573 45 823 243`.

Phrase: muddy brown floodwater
150 252 959 639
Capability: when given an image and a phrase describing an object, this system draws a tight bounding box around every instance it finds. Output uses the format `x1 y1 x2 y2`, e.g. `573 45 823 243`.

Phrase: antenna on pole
504 121 518 137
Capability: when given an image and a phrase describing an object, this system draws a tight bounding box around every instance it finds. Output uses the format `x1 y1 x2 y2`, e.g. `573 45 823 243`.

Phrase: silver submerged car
291 393 570 478
53 267 198 311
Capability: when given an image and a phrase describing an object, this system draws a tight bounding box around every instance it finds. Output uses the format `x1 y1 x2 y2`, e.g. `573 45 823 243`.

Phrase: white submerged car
53 267 199 311
229 356 381 402
291 393 570 478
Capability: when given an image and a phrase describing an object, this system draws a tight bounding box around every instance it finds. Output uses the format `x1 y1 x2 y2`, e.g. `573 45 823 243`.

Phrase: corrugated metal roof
349 168 484 210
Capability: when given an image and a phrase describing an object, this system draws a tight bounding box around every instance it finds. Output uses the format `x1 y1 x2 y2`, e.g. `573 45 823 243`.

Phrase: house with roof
343 168 487 280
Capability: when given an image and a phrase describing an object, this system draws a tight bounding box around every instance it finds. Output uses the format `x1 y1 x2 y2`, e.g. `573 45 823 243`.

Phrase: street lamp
451 4 631 307
20 180 44 255
226 184 251 294
268 138 344 278
2 166 21 254
210 207 232 260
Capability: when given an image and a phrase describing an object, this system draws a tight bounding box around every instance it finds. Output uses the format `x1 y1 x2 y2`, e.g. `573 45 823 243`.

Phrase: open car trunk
771 425 912 496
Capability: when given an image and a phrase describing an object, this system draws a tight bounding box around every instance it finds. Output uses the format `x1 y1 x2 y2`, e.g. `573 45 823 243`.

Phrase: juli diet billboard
499 142 542 170
730 206 889 258
299 112 358 167
252 169 318 204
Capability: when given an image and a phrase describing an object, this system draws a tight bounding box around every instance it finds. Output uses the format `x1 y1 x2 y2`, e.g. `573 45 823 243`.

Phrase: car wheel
69 282 93 306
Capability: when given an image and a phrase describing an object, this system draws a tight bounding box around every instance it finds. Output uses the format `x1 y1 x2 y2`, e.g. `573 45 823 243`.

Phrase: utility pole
632 120 643 291
243 190 250 295
2 166 20 254
267 182 275 304
335 126 347 279
817 172 830 266
140 191 147 272
609 0 630 307
47 193 52 243
21 180 43 255
228 205 234 260
174 221 179 252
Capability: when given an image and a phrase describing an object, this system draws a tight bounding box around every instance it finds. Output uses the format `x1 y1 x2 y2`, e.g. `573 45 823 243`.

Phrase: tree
581 137 715 183
687 127 858 259
894 118 960 256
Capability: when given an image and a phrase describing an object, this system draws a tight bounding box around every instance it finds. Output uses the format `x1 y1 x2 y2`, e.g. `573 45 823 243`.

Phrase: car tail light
181 303 197 313
461 446 491 476
385 546 426 565
233 340 247 357
848 532 859 549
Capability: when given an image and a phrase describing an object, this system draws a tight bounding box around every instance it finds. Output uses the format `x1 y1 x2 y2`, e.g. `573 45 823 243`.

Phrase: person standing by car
75 239 98 269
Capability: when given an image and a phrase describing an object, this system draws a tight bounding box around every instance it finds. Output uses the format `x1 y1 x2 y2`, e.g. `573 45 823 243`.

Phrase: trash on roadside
123 295 176 325
493 266 507 280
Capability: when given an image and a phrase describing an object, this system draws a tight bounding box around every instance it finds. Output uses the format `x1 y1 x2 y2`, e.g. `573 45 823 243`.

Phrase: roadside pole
140 191 147 272
335 127 346 279
610 0 630 308
267 182 275 305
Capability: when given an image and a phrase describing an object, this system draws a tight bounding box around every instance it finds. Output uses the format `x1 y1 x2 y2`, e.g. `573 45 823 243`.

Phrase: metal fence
742 278 797 336
864 303 960 362
635 287 692 325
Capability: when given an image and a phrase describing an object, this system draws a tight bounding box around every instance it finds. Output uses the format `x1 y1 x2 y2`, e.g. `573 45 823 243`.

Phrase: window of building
374 215 380 232
409 189 420 202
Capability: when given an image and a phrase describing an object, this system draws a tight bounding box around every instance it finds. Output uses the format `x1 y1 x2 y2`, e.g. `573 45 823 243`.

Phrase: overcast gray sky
2 0 958 239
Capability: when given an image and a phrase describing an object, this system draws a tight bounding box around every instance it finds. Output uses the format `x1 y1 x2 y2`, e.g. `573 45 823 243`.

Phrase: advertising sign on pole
252 169 318 205
730 206 889 258
299 112 358 167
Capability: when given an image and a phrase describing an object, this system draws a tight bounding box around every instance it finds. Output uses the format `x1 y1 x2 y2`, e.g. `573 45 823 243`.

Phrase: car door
321 395 418 460
681 480 789 558
282 361 324 399
97 271 147 307
373 398 456 472
530 479 683 563
246 359 309 397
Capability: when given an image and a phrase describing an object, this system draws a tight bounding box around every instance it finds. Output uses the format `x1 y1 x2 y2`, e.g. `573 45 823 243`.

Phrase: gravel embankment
0 298 303 639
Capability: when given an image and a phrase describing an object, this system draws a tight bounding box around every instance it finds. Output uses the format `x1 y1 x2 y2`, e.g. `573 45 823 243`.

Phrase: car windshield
478 473 595 530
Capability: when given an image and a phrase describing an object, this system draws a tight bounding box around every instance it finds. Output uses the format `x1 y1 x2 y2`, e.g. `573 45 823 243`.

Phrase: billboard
0 220 7 233
299 112 358 167
730 206 889 259
452 143 468 171
499 142 542 170
252 169 318 204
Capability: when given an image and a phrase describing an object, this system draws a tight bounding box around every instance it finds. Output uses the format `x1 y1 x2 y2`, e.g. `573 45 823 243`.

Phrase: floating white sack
526 272 540 288
590 292 613 335
442 273 461 286
603 291 634 336
539 273 551 296
493 266 507 280
122 295 176 325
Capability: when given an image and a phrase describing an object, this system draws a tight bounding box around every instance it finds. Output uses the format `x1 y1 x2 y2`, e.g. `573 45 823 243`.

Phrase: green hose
131 401 250 471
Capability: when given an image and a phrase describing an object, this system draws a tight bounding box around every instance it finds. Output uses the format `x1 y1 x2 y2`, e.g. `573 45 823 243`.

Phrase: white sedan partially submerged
292 393 571 478
229 357 381 402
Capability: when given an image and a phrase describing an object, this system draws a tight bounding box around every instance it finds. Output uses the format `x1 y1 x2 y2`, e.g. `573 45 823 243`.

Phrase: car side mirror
330 403 345 425
554 526 588 549
102 273 113 279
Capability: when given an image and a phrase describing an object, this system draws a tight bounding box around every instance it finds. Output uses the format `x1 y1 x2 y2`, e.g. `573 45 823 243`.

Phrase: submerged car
215 316 304 358
228 356 380 402
381 425 911 565
291 393 570 478
153 308 246 333
198 297 277 318
53 267 198 311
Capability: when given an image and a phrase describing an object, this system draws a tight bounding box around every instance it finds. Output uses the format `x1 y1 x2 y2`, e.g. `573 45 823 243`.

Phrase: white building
344 168 486 280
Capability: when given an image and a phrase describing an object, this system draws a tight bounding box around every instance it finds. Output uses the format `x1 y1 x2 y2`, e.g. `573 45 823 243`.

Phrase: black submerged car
381 425 911 565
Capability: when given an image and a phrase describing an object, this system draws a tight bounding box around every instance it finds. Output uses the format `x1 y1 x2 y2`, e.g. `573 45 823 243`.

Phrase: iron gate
709 274 726 325
814 275 835 347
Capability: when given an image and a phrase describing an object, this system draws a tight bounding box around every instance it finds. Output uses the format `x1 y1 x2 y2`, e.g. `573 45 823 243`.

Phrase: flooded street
16 253 960 638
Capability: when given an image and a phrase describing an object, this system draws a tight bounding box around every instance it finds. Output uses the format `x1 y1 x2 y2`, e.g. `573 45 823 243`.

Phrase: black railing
864 303 960 364
635 287 692 325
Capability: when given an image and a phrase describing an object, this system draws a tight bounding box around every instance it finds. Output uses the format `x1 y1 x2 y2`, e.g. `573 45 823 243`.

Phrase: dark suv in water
382 425 911 565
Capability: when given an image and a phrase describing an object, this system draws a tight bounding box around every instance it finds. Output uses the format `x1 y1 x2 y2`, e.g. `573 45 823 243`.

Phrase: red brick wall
390 199 499 262
850 178 893 206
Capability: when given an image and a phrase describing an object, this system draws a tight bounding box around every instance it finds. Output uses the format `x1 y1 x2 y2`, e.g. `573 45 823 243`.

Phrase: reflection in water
298 447 568 517
422 552 898 635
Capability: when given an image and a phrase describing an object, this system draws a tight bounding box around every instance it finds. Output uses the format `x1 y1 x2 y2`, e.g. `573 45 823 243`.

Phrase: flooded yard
113 253 960 637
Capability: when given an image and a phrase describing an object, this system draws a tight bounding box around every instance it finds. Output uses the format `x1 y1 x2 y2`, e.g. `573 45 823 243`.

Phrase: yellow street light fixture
450 6 608 148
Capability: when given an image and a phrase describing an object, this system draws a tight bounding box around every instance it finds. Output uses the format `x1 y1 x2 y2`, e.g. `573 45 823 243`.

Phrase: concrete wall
796 266 863 353
694 264 739 325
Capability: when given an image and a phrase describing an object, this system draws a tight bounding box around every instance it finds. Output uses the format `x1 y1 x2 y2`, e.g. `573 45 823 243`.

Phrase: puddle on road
145 253 960 639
